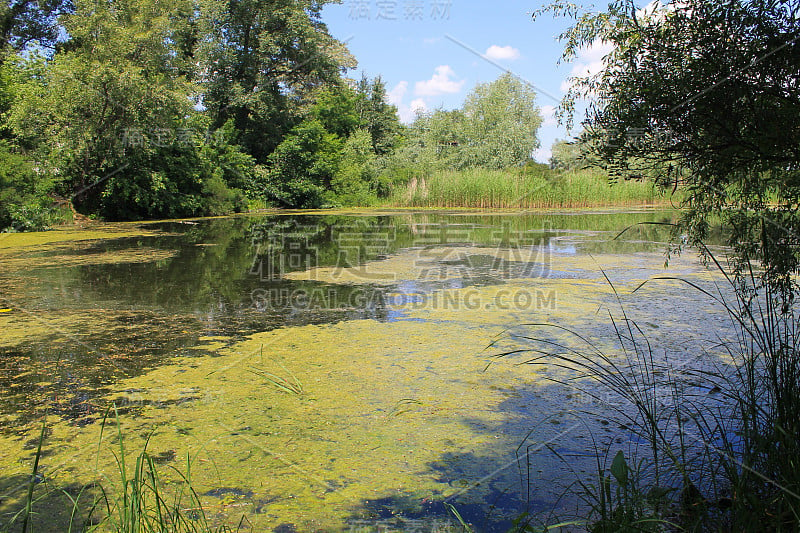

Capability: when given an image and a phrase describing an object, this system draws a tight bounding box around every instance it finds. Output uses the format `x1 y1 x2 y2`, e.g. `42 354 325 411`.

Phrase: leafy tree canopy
399 73 543 172
198 0 355 162
539 0 800 298
0 0 70 57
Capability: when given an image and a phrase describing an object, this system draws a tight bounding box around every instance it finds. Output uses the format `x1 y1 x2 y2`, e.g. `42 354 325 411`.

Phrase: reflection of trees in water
3 210 701 429
0 309 208 430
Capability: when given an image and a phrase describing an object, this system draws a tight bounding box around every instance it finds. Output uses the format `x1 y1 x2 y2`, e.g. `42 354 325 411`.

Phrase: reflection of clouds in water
549 243 577 255
547 235 583 255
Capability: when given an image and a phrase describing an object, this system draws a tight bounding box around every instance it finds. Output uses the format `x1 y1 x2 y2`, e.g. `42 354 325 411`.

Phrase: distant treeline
0 0 648 232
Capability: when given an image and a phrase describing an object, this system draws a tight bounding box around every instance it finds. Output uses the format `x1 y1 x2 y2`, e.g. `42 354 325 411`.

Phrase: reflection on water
0 209 732 531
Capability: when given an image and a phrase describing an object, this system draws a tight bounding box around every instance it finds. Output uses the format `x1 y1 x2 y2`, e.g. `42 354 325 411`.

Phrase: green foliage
549 139 584 171
88 411 224 533
459 73 542 169
389 73 542 175
265 118 341 208
3 411 236 533
534 5 800 525
310 84 360 139
408 108 466 171
0 56 68 231
330 128 378 206
0 0 68 56
198 0 354 162
262 81 393 208
587 451 664 533
0 3 559 223
9 0 196 212
0 140 47 230
499 245 800 530
539 0 800 299
354 74 401 155
0 0 371 227
0 0 265 224
99 141 247 221
198 120 258 195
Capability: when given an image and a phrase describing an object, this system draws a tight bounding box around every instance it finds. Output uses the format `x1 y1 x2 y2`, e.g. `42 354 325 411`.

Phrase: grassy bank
385 168 671 209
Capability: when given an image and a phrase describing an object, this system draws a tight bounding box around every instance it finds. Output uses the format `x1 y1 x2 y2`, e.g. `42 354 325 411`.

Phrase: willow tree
540 0 800 295
401 73 542 171
459 72 542 169
537 1 800 527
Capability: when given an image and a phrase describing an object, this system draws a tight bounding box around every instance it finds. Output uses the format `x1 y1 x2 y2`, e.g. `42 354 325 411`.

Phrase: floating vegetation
245 346 304 395
0 211 731 531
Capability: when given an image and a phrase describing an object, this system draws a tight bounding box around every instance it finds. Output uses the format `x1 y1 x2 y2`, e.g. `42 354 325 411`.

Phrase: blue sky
320 0 612 162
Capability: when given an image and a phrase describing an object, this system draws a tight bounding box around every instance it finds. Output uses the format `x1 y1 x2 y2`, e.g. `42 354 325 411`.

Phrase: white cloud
396 98 428 123
387 80 408 107
637 0 661 20
571 39 614 78
636 0 690 23
561 39 614 93
388 81 429 123
414 65 465 97
534 147 552 164
484 45 521 61
410 98 427 115
540 105 557 127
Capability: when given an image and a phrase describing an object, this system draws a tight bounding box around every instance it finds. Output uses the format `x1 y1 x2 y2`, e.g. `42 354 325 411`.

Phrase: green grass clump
3 409 236 533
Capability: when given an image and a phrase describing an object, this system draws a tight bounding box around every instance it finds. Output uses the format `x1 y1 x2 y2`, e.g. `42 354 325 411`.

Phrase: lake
0 209 734 531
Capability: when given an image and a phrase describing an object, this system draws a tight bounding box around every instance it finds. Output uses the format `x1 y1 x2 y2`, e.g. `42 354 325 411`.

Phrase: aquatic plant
17 418 46 533
386 168 667 209
495 252 800 531
3 408 238 533
246 345 303 395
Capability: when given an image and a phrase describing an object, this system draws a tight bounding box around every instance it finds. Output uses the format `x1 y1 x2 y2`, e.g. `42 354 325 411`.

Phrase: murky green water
0 209 733 531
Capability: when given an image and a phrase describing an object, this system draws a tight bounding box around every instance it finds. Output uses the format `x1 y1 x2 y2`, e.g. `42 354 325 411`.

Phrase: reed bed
387 168 669 209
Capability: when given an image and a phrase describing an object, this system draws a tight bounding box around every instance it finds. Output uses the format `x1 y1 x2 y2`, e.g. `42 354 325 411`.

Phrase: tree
310 84 360 139
393 73 542 173
538 0 800 528
264 118 342 208
354 74 401 155
549 139 583 170
8 0 255 220
459 72 542 169
0 0 70 58
330 128 377 205
261 81 397 208
10 0 195 210
197 0 355 162
540 0 800 292
0 0 380 222
411 108 466 170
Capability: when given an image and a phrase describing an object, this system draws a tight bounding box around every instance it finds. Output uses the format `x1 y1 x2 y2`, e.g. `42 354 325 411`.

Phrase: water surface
0 209 733 531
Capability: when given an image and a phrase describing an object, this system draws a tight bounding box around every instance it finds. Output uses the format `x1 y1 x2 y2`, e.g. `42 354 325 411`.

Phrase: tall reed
387 169 667 209
3 408 235 533
495 252 800 531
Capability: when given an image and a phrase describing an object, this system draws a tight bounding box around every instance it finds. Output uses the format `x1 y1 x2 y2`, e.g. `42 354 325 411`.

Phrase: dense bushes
0 0 643 230
0 0 391 228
